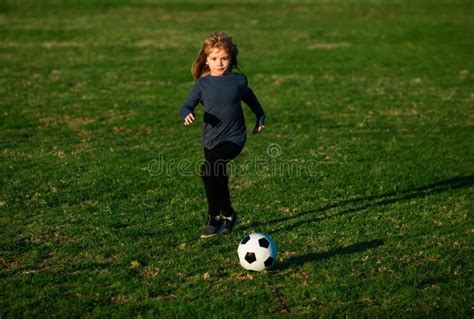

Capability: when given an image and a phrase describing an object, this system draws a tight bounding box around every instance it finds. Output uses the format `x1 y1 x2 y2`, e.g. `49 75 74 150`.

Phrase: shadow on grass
242 175 473 234
272 239 384 271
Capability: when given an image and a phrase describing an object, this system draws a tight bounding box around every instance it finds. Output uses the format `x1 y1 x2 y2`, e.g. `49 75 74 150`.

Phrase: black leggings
201 141 243 217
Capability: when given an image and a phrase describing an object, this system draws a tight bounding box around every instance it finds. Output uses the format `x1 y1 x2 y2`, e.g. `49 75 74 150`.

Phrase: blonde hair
191 32 239 81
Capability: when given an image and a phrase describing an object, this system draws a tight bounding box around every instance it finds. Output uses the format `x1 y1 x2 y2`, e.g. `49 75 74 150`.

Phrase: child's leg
202 142 242 216
200 156 223 238
217 174 233 217
200 163 220 216
213 142 242 216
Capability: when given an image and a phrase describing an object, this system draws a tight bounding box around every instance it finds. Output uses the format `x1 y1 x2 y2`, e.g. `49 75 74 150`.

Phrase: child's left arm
242 84 265 134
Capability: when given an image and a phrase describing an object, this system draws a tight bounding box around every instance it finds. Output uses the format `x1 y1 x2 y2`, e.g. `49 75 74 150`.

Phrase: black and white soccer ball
237 232 277 271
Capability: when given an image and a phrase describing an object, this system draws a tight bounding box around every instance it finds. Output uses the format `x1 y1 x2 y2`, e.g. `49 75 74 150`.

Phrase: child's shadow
241 175 473 235
272 239 384 271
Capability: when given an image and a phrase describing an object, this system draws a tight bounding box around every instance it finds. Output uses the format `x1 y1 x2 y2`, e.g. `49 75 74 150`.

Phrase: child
179 32 266 238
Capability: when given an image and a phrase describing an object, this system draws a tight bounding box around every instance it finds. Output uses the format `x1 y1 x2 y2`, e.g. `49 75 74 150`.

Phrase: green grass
1 0 473 317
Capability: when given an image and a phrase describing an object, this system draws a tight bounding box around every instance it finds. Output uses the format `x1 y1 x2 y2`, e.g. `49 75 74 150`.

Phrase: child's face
206 47 230 76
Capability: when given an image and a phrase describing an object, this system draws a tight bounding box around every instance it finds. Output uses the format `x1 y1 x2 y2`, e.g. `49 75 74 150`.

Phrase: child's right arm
179 82 202 125
184 112 195 125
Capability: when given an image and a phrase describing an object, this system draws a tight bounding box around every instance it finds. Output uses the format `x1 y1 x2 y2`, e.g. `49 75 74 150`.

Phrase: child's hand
252 125 264 134
184 113 195 125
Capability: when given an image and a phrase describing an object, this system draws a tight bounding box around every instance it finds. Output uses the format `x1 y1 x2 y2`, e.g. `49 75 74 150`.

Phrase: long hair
191 32 239 81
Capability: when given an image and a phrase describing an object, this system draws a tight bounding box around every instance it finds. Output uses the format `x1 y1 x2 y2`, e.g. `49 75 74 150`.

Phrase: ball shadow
272 239 384 271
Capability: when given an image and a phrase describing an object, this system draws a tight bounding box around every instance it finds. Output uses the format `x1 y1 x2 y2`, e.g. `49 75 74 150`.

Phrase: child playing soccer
179 32 266 238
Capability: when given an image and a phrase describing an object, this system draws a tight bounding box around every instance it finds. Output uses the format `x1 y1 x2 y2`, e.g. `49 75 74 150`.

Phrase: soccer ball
237 232 277 271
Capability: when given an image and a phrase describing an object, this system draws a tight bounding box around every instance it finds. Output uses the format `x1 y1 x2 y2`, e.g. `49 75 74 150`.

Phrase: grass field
1 0 473 317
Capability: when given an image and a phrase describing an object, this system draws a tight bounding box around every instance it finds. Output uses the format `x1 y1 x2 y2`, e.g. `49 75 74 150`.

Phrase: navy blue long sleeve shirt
179 72 265 149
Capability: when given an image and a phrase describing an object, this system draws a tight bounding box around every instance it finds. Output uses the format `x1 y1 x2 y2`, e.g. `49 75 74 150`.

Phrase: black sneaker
222 213 238 235
200 215 223 238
